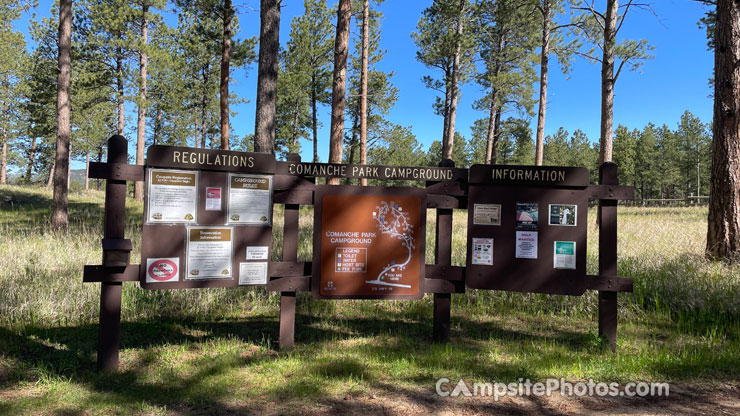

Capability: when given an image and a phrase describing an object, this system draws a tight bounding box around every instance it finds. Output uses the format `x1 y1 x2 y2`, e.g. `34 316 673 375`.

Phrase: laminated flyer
239 262 268 285
472 237 493 265
515 202 538 231
473 204 501 225
147 169 198 223
228 174 273 225
553 241 576 269
186 227 233 279
515 231 538 259
549 204 577 226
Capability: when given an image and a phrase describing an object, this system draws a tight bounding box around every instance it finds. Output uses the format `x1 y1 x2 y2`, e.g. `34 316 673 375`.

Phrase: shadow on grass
1 309 739 414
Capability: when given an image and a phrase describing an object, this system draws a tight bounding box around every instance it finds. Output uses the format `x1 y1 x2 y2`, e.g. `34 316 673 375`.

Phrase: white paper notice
553 241 577 269
228 174 272 225
147 169 198 223
186 227 233 279
246 246 269 260
239 262 268 285
515 231 538 259
472 237 493 265
205 187 222 211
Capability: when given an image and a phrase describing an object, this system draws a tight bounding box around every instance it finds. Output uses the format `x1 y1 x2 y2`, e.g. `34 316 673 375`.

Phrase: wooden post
98 135 127 371
598 162 618 352
433 159 455 342
279 153 301 349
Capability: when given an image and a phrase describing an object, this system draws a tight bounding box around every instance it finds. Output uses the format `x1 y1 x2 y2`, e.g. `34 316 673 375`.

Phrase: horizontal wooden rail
585 275 633 292
587 184 635 201
273 189 313 205
83 265 140 282
89 162 145 181
267 276 310 292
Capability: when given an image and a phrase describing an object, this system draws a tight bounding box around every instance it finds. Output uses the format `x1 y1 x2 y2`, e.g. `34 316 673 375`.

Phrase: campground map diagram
365 200 414 288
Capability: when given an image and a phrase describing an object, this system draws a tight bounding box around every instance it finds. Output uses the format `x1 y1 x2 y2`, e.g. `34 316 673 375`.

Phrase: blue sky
18 0 715 166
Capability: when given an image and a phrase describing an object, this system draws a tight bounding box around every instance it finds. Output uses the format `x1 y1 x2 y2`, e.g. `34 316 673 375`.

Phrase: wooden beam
586 275 633 292
88 162 144 181
268 276 310 292
588 184 634 201
84 265 140 282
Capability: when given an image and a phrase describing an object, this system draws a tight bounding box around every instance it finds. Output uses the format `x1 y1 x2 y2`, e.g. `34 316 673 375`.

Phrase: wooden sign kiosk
84 137 633 372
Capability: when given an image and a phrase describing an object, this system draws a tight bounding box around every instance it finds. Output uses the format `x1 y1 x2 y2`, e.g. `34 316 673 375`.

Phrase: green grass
1 184 739 414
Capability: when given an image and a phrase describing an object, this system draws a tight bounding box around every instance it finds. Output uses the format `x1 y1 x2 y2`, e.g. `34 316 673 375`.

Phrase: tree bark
26 136 37 182
359 0 369 186
219 0 233 149
254 0 280 154
96 145 103 190
484 88 498 164
706 0 740 260
85 152 90 190
535 0 551 166
312 73 319 162
116 48 125 135
47 162 55 188
599 0 618 164
1 127 7 184
52 0 72 230
442 0 466 161
328 0 351 184
134 4 149 200
291 100 299 151
491 107 502 164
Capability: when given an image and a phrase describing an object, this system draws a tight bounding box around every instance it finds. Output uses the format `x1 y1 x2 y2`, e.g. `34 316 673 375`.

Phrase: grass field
1 184 739 414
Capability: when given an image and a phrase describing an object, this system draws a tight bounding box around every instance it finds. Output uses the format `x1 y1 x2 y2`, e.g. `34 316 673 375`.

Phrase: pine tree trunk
291 101 299 152
47 162 55 188
359 0 369 186
491 107 502 165
328 0 351 185
219 0 233 150
443 0 466 161
1 127 7 184
312 74 318 162
442 80 451 149
96 145 103 190
67 142 71 191
85 152 90 190
116 48 125 135
254 0 280 154
52 0 72 230
535 0 551 166
599 0 617 164
706 0 740 260
134 4 149 200
26 136 37 182
484 88 498 164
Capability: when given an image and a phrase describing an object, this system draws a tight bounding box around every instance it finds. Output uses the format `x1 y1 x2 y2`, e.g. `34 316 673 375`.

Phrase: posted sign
312 186 426 299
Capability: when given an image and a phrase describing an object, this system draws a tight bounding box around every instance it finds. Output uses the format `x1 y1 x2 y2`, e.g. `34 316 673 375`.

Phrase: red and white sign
205 187 222 211
146 257 180 282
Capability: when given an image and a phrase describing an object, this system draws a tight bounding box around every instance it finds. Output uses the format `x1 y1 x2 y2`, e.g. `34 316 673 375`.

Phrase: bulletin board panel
465 164 590 296
466 185 588 295
311 185 426 300
139 146 275 290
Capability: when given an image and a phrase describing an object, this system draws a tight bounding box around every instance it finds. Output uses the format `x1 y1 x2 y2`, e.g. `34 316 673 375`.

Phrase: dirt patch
245 382 740 415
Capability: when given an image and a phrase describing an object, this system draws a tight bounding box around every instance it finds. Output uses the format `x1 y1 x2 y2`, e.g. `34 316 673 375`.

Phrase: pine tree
281 0 333 162
573 0 654 164
474 0 538 165
412 0 474 161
